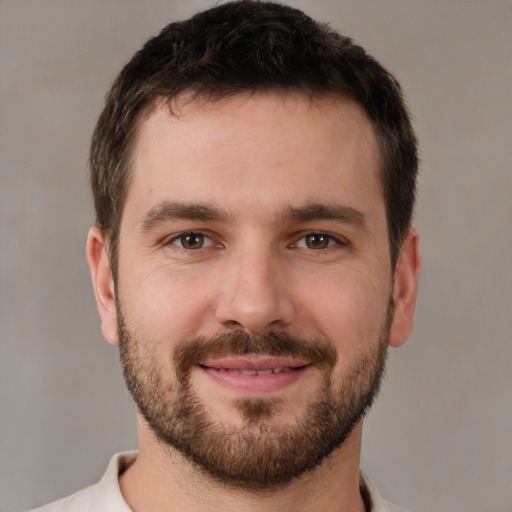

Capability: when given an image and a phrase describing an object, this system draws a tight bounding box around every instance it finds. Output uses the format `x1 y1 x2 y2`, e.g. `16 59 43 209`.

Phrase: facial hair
117 301 391 490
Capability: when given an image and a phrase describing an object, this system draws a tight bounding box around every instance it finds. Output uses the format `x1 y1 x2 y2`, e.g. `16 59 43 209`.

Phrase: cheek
299 269 390 351
301 272 391 395
117 262 219 341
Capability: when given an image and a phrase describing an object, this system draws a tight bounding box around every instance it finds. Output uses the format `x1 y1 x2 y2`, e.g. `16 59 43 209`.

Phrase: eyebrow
139 202 230 232
138 201 370 232
285 203 370 229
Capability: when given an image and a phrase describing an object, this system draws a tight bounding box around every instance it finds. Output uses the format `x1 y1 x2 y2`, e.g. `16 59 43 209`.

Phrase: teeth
214 367 292 375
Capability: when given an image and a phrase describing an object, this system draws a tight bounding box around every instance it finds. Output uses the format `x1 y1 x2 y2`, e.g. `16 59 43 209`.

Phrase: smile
196 357 310 394
207 367 295 375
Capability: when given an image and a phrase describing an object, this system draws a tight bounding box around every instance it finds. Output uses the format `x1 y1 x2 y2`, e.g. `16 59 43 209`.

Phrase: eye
168 232 215 250
294 232 342 250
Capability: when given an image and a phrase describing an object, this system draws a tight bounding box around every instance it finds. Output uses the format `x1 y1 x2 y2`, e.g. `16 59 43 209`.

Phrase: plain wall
1 1 511 511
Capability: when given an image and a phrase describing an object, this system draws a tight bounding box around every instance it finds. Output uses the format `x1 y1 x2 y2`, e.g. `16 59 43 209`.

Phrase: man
32 1 420 511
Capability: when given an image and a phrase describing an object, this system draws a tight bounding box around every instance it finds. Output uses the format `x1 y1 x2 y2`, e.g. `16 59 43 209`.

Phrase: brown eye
177 233 205 249
305 233 330 249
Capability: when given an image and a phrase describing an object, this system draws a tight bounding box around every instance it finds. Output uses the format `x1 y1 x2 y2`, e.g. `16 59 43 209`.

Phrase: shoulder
26 452 137 512
360 470 408 512
380 499 408 512
27 484 99 512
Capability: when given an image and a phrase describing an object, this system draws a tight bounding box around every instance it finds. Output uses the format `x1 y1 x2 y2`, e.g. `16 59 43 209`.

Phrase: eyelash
293 232 346 250
165 231 217 250
164 231 347 251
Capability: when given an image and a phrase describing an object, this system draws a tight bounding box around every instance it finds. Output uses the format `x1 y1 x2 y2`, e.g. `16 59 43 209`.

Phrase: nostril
223 320 243 330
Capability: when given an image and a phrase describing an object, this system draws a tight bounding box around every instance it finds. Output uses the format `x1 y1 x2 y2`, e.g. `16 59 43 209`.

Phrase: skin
87 92 421 512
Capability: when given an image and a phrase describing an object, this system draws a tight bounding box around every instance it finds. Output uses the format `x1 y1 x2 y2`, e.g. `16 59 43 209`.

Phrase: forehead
125 92 383 225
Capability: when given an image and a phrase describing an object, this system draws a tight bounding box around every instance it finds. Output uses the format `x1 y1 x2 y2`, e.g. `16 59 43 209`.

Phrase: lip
197 356 310 394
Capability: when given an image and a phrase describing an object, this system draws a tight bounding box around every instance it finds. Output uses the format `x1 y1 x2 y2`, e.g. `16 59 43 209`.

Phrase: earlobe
86 226 119 345
389 227 421 348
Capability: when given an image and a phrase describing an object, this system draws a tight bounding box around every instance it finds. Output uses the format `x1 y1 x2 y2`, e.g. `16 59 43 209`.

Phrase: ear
86 226 119 345
389 227 421 348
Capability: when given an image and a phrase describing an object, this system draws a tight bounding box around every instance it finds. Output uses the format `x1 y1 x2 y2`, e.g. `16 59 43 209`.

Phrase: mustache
174 330 338 381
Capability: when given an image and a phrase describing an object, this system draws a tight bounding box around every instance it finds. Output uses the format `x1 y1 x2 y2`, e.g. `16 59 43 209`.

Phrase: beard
117 301 391 491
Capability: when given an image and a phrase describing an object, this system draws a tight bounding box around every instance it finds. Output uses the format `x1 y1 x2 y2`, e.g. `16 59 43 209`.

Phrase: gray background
1 1 511 511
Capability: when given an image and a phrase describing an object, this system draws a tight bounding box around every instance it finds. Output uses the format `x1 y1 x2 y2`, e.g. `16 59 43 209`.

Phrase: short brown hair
90 0 418 273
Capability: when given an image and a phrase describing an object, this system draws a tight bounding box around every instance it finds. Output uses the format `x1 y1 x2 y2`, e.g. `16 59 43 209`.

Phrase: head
87 0 420 491
90 0 418 278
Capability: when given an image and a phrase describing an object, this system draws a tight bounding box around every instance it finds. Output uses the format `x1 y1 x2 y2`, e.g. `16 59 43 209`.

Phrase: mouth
196 356 311 394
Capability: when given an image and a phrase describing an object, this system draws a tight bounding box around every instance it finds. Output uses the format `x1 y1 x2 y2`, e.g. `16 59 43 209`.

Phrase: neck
119 418 367 512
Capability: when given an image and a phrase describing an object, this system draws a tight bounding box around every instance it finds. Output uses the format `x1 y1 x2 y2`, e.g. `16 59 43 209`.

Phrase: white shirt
29 452 407 512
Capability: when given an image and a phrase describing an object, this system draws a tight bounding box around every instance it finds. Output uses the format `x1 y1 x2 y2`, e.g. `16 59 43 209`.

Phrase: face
88 92 419 489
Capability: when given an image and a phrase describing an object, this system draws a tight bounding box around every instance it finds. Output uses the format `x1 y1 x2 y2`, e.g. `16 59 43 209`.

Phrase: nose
214 246 296 335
